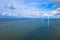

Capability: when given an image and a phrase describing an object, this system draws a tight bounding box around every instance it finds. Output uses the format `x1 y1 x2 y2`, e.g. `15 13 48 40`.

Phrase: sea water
0 18 60 40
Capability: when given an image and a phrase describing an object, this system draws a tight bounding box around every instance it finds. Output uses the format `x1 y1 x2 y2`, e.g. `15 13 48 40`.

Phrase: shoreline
0 22 7 24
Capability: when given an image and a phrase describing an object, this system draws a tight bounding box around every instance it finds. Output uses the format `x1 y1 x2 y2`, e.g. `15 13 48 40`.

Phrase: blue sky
0 0 60 18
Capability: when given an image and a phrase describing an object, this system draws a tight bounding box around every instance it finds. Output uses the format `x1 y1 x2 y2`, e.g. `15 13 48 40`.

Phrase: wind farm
0 0 60 40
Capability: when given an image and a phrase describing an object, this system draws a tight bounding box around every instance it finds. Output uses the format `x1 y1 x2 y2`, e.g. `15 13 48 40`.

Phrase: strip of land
0 22 6 24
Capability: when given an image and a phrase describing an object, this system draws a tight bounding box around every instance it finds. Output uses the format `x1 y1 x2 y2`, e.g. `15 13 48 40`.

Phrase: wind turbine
43 13 53 28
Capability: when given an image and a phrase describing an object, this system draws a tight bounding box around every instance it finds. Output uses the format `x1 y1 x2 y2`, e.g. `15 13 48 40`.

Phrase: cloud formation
0 0 60 18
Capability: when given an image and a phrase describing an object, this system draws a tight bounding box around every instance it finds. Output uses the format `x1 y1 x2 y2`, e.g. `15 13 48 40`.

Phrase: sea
0 18 60 40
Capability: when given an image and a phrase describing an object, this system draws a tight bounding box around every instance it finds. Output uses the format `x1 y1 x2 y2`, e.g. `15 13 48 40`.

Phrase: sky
0 0 60 18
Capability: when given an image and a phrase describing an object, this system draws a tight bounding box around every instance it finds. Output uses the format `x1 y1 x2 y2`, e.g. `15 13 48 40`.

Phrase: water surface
0 18 60 40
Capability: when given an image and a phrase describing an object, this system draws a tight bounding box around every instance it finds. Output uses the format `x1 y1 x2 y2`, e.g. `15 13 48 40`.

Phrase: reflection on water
0 18 60 40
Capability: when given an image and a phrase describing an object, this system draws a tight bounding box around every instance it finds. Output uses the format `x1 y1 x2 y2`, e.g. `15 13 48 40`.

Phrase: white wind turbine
43 13 53 27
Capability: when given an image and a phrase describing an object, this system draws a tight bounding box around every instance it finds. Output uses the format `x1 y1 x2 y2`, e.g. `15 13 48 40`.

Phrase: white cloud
0 0 60 18
52 0 60 2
